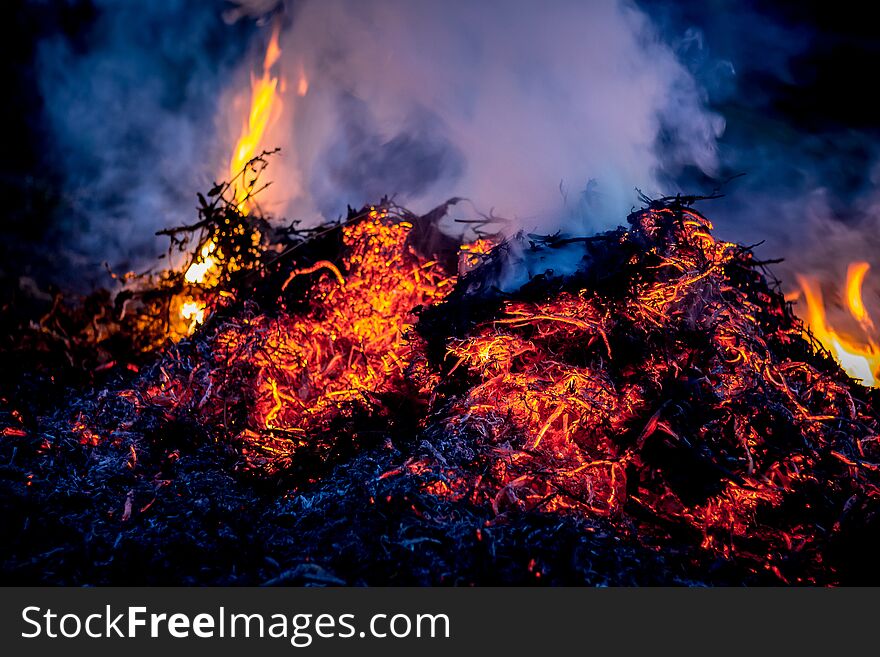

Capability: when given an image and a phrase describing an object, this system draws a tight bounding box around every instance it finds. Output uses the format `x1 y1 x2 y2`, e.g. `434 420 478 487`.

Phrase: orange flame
296 63 309 97
175 26 293 335
797 261 880 387
845 261 873 328
229 25 284 213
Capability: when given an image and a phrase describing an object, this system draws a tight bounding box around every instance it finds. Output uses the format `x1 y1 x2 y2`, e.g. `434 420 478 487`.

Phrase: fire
179 238 219 336
228 24 285 213
796 262 880 387
184 239 218 285
33 194 880 584
175 25 293 334
845 261 873 326
296 63 309 97
180 298 206 328
180 210 460 472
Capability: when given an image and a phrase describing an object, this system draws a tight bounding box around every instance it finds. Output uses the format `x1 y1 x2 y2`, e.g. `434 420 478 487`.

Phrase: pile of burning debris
3 164 880 585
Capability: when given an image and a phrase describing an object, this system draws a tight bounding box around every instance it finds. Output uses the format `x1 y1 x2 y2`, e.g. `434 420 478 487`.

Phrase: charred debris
2 160 880 585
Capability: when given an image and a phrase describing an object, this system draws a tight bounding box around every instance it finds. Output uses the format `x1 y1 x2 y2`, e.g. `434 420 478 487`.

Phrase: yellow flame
175 26 292 336
797 262 880 387
184 239 218 285
228 25 284 213
180 298 206 328
845 261 872 328
179 240 217 332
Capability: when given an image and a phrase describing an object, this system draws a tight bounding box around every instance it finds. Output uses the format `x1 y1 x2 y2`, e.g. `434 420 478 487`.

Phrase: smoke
34 0 251 277
265 0 724 232
643 0 880 306
35 0 724 278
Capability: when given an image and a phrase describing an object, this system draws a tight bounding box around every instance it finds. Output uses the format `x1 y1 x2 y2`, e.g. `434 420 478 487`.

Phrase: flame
296 63 309 97
175 26 290 334
184 239 218 285
796 262 880 387
180 298 206 328
845 261 873 328
228 24 284 213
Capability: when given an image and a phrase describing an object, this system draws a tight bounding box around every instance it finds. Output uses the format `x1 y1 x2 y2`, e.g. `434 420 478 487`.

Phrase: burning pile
419 201 880 577
153 202 456 478
3 180 880 585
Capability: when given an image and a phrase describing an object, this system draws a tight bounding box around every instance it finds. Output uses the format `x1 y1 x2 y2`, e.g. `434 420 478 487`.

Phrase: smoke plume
35 0 724 277
263 0 724 232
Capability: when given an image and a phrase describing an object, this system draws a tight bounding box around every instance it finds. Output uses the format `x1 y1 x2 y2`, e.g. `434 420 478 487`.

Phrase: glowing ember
234 213 455 456
17 195 880 585
796 262 880 387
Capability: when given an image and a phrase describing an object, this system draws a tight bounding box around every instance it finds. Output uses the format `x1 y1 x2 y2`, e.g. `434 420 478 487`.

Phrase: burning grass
2 179 880 585
418 201 880 581
152 206 456 478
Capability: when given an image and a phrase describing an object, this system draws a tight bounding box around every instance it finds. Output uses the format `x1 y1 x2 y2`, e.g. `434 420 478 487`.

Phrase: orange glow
241 214 456 437
797 262 880 387
264 378 283 429
70 196 880 582
296 64 309 97
845 261 872 327
228 25 284 213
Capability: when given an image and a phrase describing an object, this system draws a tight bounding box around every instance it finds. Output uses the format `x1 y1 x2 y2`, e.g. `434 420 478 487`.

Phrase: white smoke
37 0 724 275
35 0 243 276
262 0 724 235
